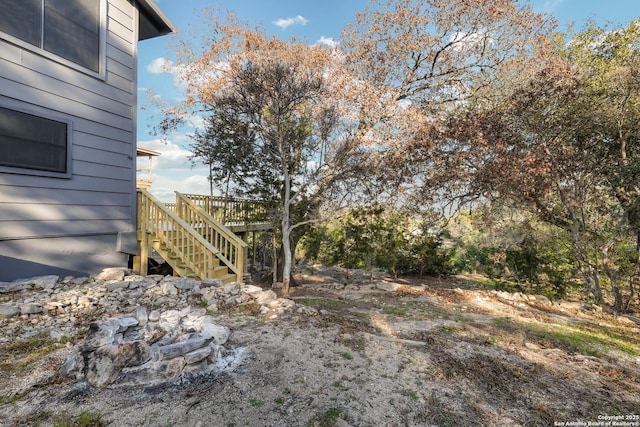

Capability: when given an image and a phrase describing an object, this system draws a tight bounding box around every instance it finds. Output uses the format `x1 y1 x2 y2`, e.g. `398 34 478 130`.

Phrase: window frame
0 102 73 179
0 0 107 79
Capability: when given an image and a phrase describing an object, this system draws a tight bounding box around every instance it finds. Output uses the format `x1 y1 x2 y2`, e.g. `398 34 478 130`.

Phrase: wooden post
240 232 249 274
140 230 149 276
136 191 149 276
252 231 257 270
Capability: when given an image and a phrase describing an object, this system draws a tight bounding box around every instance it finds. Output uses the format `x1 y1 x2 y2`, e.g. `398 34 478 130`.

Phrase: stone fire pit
1 267 296 389
59 307 240 388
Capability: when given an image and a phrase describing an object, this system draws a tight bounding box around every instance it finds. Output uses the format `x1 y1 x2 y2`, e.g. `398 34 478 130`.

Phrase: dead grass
1 269 639 426
0 332 73 373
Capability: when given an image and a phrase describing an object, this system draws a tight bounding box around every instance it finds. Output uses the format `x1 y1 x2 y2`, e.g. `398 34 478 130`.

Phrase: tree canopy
155 2 639 312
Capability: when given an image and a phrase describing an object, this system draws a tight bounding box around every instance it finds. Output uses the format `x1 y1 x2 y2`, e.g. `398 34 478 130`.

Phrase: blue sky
137 0 640 201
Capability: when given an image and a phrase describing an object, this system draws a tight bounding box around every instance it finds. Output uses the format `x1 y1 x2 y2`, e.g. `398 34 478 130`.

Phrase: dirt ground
1 266 639 427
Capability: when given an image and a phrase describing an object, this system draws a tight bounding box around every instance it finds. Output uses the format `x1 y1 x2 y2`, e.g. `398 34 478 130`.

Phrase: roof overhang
136 0 176 41
136 147 161 157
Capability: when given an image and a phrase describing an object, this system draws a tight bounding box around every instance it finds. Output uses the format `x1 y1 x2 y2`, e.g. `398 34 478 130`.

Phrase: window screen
0 0 100 73
44 0 100 72
0 107 68 174
0 0 41 47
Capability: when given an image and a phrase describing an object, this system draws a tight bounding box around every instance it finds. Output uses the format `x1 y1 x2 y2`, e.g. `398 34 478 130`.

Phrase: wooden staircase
136 189 250 284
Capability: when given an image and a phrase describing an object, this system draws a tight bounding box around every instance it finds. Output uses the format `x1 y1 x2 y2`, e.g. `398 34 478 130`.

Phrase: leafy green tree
434 20 640 311
449 207 574 297
301 207 454 279
157 14 366 296
189 106 255 198
410 229 453 278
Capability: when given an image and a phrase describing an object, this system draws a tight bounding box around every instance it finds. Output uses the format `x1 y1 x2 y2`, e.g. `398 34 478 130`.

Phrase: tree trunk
622 231 640 313
602 235 624 312
281 168 292 298
568 207 604 306
209 164 214 197
272 232 278 287
275 229 307 285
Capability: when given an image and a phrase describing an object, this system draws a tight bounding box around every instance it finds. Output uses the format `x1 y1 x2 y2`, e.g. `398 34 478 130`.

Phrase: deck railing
174 192 247 280
181 193 269 225
137 189 225 280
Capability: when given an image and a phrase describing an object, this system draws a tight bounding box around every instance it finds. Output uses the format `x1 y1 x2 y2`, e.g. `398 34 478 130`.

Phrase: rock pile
0 267 296 387
59 308 239 387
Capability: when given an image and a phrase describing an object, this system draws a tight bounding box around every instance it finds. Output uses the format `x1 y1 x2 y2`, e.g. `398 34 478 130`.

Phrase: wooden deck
135 191 272 283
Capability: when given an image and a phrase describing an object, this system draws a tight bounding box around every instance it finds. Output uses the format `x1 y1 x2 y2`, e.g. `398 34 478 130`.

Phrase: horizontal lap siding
0 235 128 280
0 184 132 206
0 0 139 279
0 57 133 129
0 203 131 222
1 219 131 240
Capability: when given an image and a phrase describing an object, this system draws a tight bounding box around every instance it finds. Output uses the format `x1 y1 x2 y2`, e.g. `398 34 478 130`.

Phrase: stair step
217 273 238 284
142 203 245 284
209 266 230 278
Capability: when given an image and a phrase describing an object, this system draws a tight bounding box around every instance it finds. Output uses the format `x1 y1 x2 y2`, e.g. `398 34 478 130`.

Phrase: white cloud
186 115 207 131
147 57 173 74
273 15 309 30
146 173 213 202
448 29 492 53
137 138 192 170
316 36 338 49
137 139 214 203
146 57 230 94
184 174 210 188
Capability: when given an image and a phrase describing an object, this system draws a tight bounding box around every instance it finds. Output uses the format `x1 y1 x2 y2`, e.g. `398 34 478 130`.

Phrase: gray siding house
0 0 174 281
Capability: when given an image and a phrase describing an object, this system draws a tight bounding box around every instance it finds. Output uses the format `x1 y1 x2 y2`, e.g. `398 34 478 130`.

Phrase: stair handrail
174 192 248 280
137 189 225 281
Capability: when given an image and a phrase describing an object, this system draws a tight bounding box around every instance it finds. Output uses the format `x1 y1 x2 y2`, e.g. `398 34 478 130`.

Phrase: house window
0 106 69 174
0 0 101 73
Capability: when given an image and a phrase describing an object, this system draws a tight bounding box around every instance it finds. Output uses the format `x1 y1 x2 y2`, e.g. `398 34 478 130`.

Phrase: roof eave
136 0 176 41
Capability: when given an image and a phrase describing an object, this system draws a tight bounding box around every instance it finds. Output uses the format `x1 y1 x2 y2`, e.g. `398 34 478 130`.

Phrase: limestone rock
71 277 90 286
0 305 20 318
115 317 139 332
160 281 178 295
31 275 59 290
184 346 212 364
158 310 181 332
59 351 85 380
134 306 148 326
3 275 59 291
19 303 44 315
174 278 199 290
375 282 403 292
83 318 131 350
274 298 295 309
0 282 30 293
255 289 278 305
96 268 129 281
242 285 264 298
85 345 120 387
155 356 186 382
223 282 241 295
194 317 230 344
201 278 223 288
1 266 286 389
105 280 130 291
113 341 152 368
158 336 210 360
